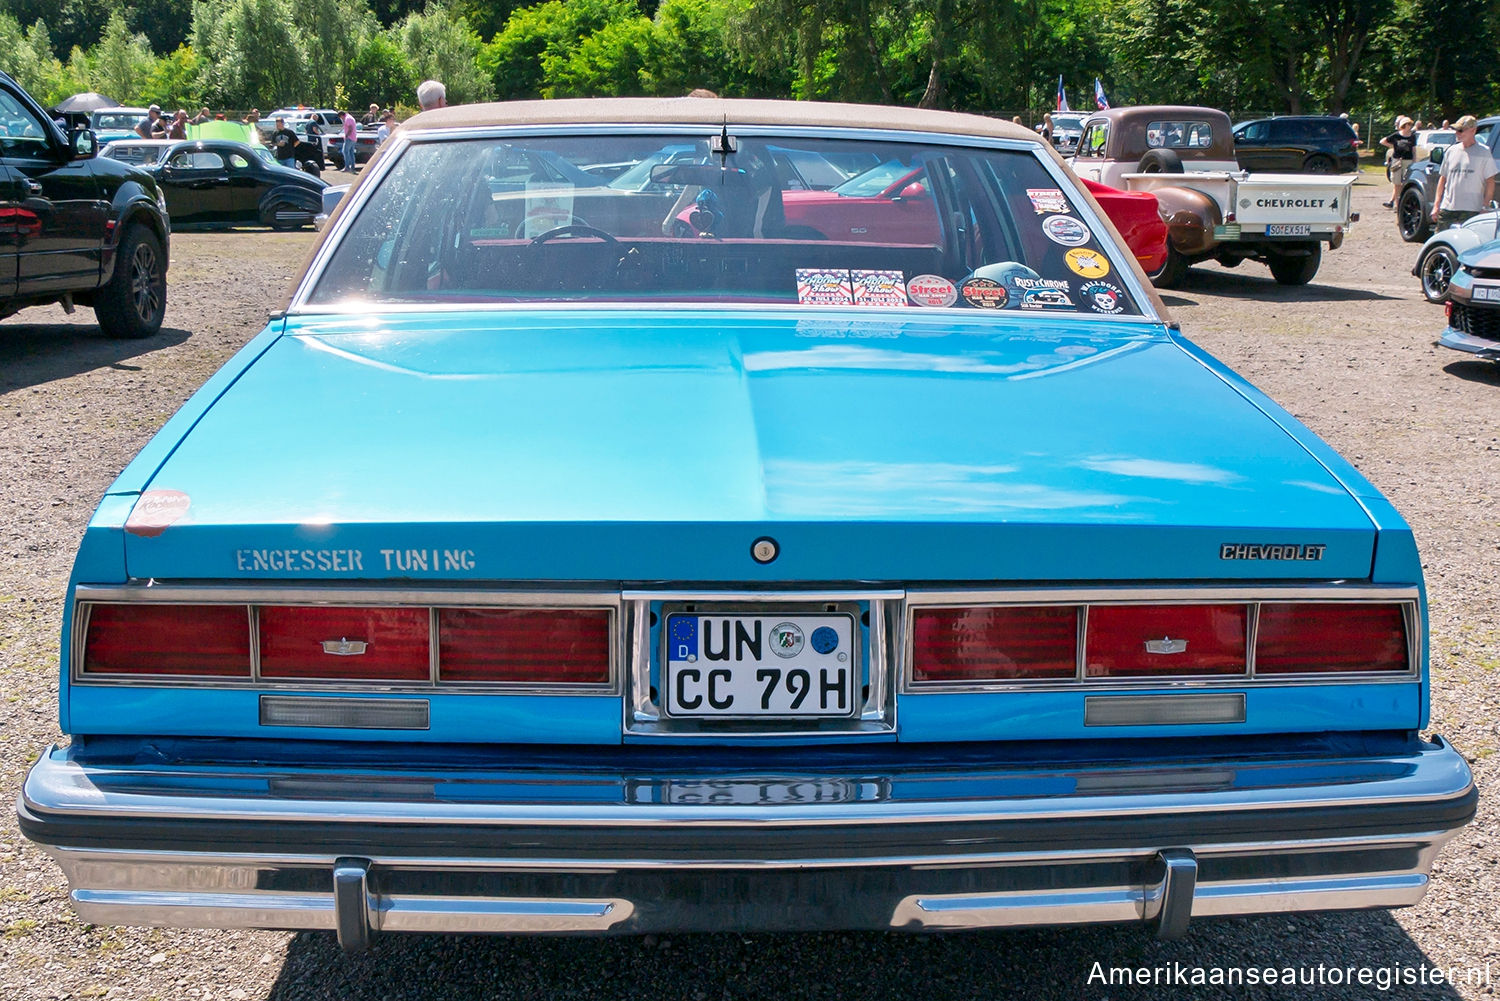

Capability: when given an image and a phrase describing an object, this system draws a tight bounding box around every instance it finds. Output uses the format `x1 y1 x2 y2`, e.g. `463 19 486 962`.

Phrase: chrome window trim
72 585 622 697
621 588 901 738
902 586 1422 694
287 122 1158 323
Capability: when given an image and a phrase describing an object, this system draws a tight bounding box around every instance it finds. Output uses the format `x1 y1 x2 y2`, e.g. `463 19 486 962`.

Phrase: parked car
1072 105 1357 285
1231 116 1360 173
1411 209 1500 301
88 106 150 145
1438 238 1500 361
1050 111 1088 155
1397 115 1500 242
17 97 1475 952
131 139 325 229
1414 128 1456 162
100 138 177 167
0 72 169 339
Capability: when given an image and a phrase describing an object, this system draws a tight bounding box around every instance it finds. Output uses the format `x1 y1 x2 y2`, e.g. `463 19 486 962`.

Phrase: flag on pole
1057 75 1070 112
1094 78 1110 110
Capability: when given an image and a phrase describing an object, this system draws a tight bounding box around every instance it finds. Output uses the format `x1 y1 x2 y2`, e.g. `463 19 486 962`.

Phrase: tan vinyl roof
403 97 1044 143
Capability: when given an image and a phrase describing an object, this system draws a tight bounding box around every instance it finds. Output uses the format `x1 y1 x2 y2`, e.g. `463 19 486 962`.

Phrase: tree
92 10 157 105
144 44 204 109
397 4 494 103
191 0 308 109
347 33 417 109
478 0 640 100
289 0 377 107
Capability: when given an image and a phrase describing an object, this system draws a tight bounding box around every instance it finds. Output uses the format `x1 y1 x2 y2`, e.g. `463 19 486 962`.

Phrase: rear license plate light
1085 604 1247 677
1255 602 1410 674
438 608 611 684
911 605 1078 683
259 605 430 680
82 603 251 676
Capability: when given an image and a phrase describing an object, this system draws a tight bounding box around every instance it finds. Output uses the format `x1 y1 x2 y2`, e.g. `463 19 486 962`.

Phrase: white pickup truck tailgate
1232 174 1356 229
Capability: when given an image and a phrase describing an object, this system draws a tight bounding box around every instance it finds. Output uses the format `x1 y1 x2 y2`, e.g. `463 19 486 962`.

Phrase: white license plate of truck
663 613 857 718
1266 224 1313 236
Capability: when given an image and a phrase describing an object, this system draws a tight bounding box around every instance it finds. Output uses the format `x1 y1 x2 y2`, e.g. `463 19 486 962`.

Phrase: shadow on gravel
270 911 1472 1001
1161 270 1400 304
1442 359 1500 385
0 323 191 392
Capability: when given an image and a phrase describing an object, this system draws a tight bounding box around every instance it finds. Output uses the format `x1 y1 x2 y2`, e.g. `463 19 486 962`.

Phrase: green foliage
478 0 641 100
397 4 495 103
91 11 157 105
290 0 378 107
192 0 309 108
347 33 418 109
143 44 203 109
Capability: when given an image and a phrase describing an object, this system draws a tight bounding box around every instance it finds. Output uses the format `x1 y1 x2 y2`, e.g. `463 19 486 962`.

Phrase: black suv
1396 115 1500 242
0 70 169 338
1232 116 1360 174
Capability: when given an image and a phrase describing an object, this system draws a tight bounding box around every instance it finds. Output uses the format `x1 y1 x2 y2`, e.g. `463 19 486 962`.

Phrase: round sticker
810 626 840 654
1042 215 1091 247
124 489 191 538
906 274 958 307
769 622 805 658
1079 280 1125 314
1064 247 1111 278
960 277 1009 309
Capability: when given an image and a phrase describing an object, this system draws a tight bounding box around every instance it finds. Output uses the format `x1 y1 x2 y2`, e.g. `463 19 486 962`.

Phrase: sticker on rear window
1042 215 1091 246
1065 247 1111 278
960 277 1009 309
906 274 958 307
851 269 908 307
796 268 854 305
1079 280 1125 313
1027 188 1071 214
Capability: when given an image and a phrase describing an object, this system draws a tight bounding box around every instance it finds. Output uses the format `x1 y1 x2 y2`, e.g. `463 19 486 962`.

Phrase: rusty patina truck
1070 105 1357 286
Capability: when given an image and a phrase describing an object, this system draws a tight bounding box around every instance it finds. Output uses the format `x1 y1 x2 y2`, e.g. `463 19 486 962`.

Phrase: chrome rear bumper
18 736 1476 948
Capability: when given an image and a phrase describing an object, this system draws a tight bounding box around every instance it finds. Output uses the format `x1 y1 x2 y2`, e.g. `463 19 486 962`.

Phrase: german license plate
1472 282 1500 301
663 613 857 718
1266 224 1312 236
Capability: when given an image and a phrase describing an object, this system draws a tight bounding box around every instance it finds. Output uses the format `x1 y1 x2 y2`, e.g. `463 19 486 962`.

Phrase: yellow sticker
1065 248 1110 278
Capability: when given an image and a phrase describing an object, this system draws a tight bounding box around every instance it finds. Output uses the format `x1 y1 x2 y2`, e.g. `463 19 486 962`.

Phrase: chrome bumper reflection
19 737 1476 947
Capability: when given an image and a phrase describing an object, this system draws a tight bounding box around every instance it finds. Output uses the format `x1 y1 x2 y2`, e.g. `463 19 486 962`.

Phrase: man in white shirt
376 112 396 145
1431 115 1498 228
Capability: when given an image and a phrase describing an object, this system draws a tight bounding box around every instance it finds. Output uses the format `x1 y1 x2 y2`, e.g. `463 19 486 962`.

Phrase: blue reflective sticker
811 626 839 654
668 616 697 662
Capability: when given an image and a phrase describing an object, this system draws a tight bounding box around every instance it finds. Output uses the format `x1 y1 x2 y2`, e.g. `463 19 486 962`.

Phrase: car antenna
711 116 737 173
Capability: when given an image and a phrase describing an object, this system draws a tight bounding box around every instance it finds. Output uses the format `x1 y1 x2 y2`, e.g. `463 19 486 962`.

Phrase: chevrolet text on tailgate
19 98 1473 951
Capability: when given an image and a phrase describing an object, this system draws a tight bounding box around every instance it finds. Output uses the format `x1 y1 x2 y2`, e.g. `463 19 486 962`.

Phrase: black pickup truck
0 71 169 338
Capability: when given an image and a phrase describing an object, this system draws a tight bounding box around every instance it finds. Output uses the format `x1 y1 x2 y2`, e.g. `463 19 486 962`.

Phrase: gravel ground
1 170 1497 1000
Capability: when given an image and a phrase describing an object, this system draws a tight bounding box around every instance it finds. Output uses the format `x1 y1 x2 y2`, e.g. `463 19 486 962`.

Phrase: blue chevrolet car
18 99 1475 950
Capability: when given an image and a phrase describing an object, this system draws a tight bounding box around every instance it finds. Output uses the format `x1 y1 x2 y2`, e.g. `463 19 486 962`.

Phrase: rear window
1146 121 1214 149
309 132 1142 317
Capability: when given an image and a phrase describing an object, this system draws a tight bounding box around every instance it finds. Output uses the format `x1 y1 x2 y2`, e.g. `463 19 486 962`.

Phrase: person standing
375 111 397 145
270 116 299 168
136 105 164 138
340 110 358 172
1380 116 1416 208
1039 112 1054 144
190 106 211 125
303 115 326 170
167 109 188 140
1431 115 1497 228
417 79 446 111
361 103 380 127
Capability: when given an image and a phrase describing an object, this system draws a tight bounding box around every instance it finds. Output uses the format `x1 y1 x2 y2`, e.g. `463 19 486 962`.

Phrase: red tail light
259 606 430 681
912 606 1077 682
1256 603 1409 674
82 604 251 676
438 608 611 684
1085 604 1247 677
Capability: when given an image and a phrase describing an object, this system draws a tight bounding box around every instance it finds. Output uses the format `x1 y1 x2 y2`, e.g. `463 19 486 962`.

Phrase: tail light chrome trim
904 586 1421 693
72 585 621 695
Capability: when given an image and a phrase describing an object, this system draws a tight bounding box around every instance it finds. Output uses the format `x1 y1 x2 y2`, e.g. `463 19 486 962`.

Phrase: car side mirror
71 128 97 160
893 182 927 201
1429 147 1444 166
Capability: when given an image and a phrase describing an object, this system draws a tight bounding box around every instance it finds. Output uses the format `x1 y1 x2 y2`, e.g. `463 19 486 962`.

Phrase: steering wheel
529 224 618 246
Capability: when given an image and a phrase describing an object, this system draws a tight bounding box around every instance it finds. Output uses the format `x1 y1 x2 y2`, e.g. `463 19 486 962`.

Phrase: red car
684 162 1168 275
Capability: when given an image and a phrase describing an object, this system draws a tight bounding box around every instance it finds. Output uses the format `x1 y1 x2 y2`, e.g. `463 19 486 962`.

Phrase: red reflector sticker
260 606 430 680
1256 603 1409 674
83 604 250 676
912 606 1077 682
1086 604 1247 677
439 608 611 684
